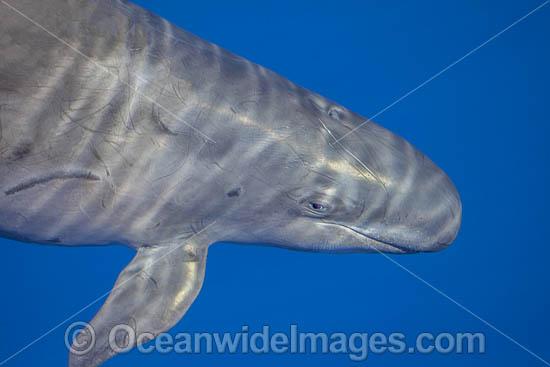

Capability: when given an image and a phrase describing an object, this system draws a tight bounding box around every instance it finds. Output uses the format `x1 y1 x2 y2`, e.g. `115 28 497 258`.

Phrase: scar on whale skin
4 171 100 196
226 187 242 197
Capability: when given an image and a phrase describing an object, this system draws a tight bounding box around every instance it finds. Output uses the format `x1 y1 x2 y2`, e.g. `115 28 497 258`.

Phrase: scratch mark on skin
79 201 92 220
5 171 100 196
0 104 3 144
139 270 159 289
90 146 111 176
308 169 340 185
122 82 141 132
60 103 138 138
9 142 33 161
151 106 178 136
103 137 133 167
212 161 230 173
285 143 308 167
317 118 388 194
173 82 189 108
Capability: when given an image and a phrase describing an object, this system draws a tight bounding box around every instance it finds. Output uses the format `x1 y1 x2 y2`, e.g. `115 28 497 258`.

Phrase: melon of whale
0 0 462 365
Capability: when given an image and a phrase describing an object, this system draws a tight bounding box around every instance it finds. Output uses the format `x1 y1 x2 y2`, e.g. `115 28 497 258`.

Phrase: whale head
218 92 461 254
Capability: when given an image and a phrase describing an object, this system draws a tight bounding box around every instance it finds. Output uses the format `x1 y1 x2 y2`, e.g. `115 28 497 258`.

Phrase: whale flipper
69 244 207 367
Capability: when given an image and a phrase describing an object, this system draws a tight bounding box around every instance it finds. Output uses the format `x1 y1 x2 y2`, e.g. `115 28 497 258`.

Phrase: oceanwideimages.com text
67 322 485 361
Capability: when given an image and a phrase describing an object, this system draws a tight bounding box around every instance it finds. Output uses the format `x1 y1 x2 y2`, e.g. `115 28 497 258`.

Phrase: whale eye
309 202 327 211
297 195 332 217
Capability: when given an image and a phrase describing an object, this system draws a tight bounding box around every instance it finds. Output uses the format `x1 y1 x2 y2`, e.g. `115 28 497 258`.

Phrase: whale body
0 0 462 365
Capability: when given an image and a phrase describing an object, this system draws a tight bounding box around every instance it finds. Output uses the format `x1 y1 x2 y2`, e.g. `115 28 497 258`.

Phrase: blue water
1 1 549 366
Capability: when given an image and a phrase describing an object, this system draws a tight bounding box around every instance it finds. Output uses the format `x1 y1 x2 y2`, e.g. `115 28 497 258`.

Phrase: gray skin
0 0 461 366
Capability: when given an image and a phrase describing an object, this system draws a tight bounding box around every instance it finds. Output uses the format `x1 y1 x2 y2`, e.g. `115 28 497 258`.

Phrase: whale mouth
322 222 419 254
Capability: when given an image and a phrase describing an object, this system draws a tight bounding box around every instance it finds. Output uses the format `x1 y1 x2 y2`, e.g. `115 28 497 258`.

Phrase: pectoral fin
68 244 207 367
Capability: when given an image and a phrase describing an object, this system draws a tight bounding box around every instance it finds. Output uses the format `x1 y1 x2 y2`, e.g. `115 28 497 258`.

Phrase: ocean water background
1 0 549 366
